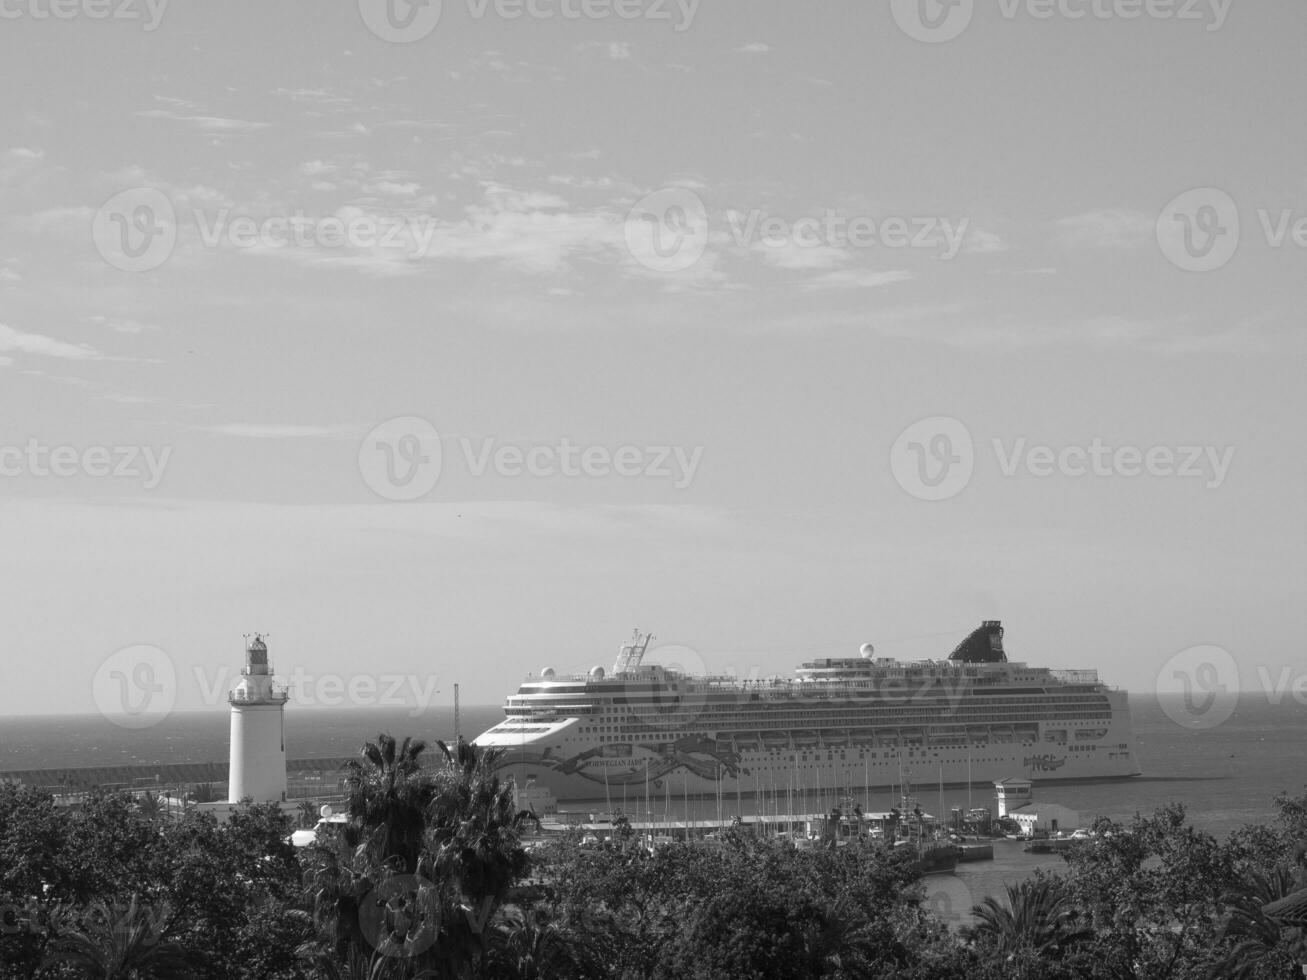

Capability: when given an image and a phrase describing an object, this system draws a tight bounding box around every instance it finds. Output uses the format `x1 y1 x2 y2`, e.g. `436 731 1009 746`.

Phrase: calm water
1 694 1302 924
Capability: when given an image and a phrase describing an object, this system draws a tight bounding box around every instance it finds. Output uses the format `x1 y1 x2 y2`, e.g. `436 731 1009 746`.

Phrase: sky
0 0 1303 728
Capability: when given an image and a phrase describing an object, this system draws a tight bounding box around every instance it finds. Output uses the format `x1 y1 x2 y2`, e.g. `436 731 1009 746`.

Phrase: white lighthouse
227 634 289 803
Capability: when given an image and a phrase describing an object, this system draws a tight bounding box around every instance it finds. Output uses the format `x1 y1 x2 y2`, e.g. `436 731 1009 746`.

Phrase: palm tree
1212 869 1307 979
298 799 322 829
965 876 1091 968
488 908 601 980
41 895 193 980
420 740 531 975
134 791 165 824
185 782 221 805
342 734 437 874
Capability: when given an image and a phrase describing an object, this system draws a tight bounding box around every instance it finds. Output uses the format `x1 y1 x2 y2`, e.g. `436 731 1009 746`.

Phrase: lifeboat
761 731 790 750
792 731 819 748
821 730 849 748
734 732 761 751
850 729 877 747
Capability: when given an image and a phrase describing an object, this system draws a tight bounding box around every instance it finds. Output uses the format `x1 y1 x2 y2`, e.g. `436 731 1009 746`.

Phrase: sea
2 693 1302 927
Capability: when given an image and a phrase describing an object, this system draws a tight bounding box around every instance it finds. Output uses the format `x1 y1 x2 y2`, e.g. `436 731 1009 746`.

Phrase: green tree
40 894 193 980
964 875 1090 979
342 735 436 874
184 784 221 806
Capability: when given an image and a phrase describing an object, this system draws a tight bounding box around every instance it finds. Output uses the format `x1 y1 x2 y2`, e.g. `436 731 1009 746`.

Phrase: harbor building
995 777 1080 835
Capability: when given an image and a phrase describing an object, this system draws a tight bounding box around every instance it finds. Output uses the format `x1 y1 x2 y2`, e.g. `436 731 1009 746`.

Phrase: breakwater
0 758 356 792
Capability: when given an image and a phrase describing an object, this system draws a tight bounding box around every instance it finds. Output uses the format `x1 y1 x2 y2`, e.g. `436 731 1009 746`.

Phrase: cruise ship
473 621 1141 803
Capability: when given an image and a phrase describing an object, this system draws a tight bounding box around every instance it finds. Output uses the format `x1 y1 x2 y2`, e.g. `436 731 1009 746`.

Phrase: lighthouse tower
227 634 289 803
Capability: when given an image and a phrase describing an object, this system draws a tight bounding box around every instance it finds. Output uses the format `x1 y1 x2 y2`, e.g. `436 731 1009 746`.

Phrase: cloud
0 324 107 361
16 205 95 242
1056 209 1153 250
96 393 163 404
90 316 158 334
759 304 1285 355
963 228 1008 254
738 42 772 54
200 424 358 439
800 269 913 290
746 240 851 271
366 180 421 197
577 41 632 60
136 110 270 132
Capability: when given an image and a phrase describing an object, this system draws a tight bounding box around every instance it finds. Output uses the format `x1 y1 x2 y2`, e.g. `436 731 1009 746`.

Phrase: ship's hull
489 737 1142 804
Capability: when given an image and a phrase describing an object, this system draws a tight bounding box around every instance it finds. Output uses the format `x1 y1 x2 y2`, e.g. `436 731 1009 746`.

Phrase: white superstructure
227 634 289 803
474 622 1142 804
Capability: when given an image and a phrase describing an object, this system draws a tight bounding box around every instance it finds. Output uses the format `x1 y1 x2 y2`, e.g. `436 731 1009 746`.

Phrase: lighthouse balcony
228 686 290 704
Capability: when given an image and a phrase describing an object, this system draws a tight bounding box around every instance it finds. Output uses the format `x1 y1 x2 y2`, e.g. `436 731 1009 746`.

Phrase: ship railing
1049 669 1100 684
